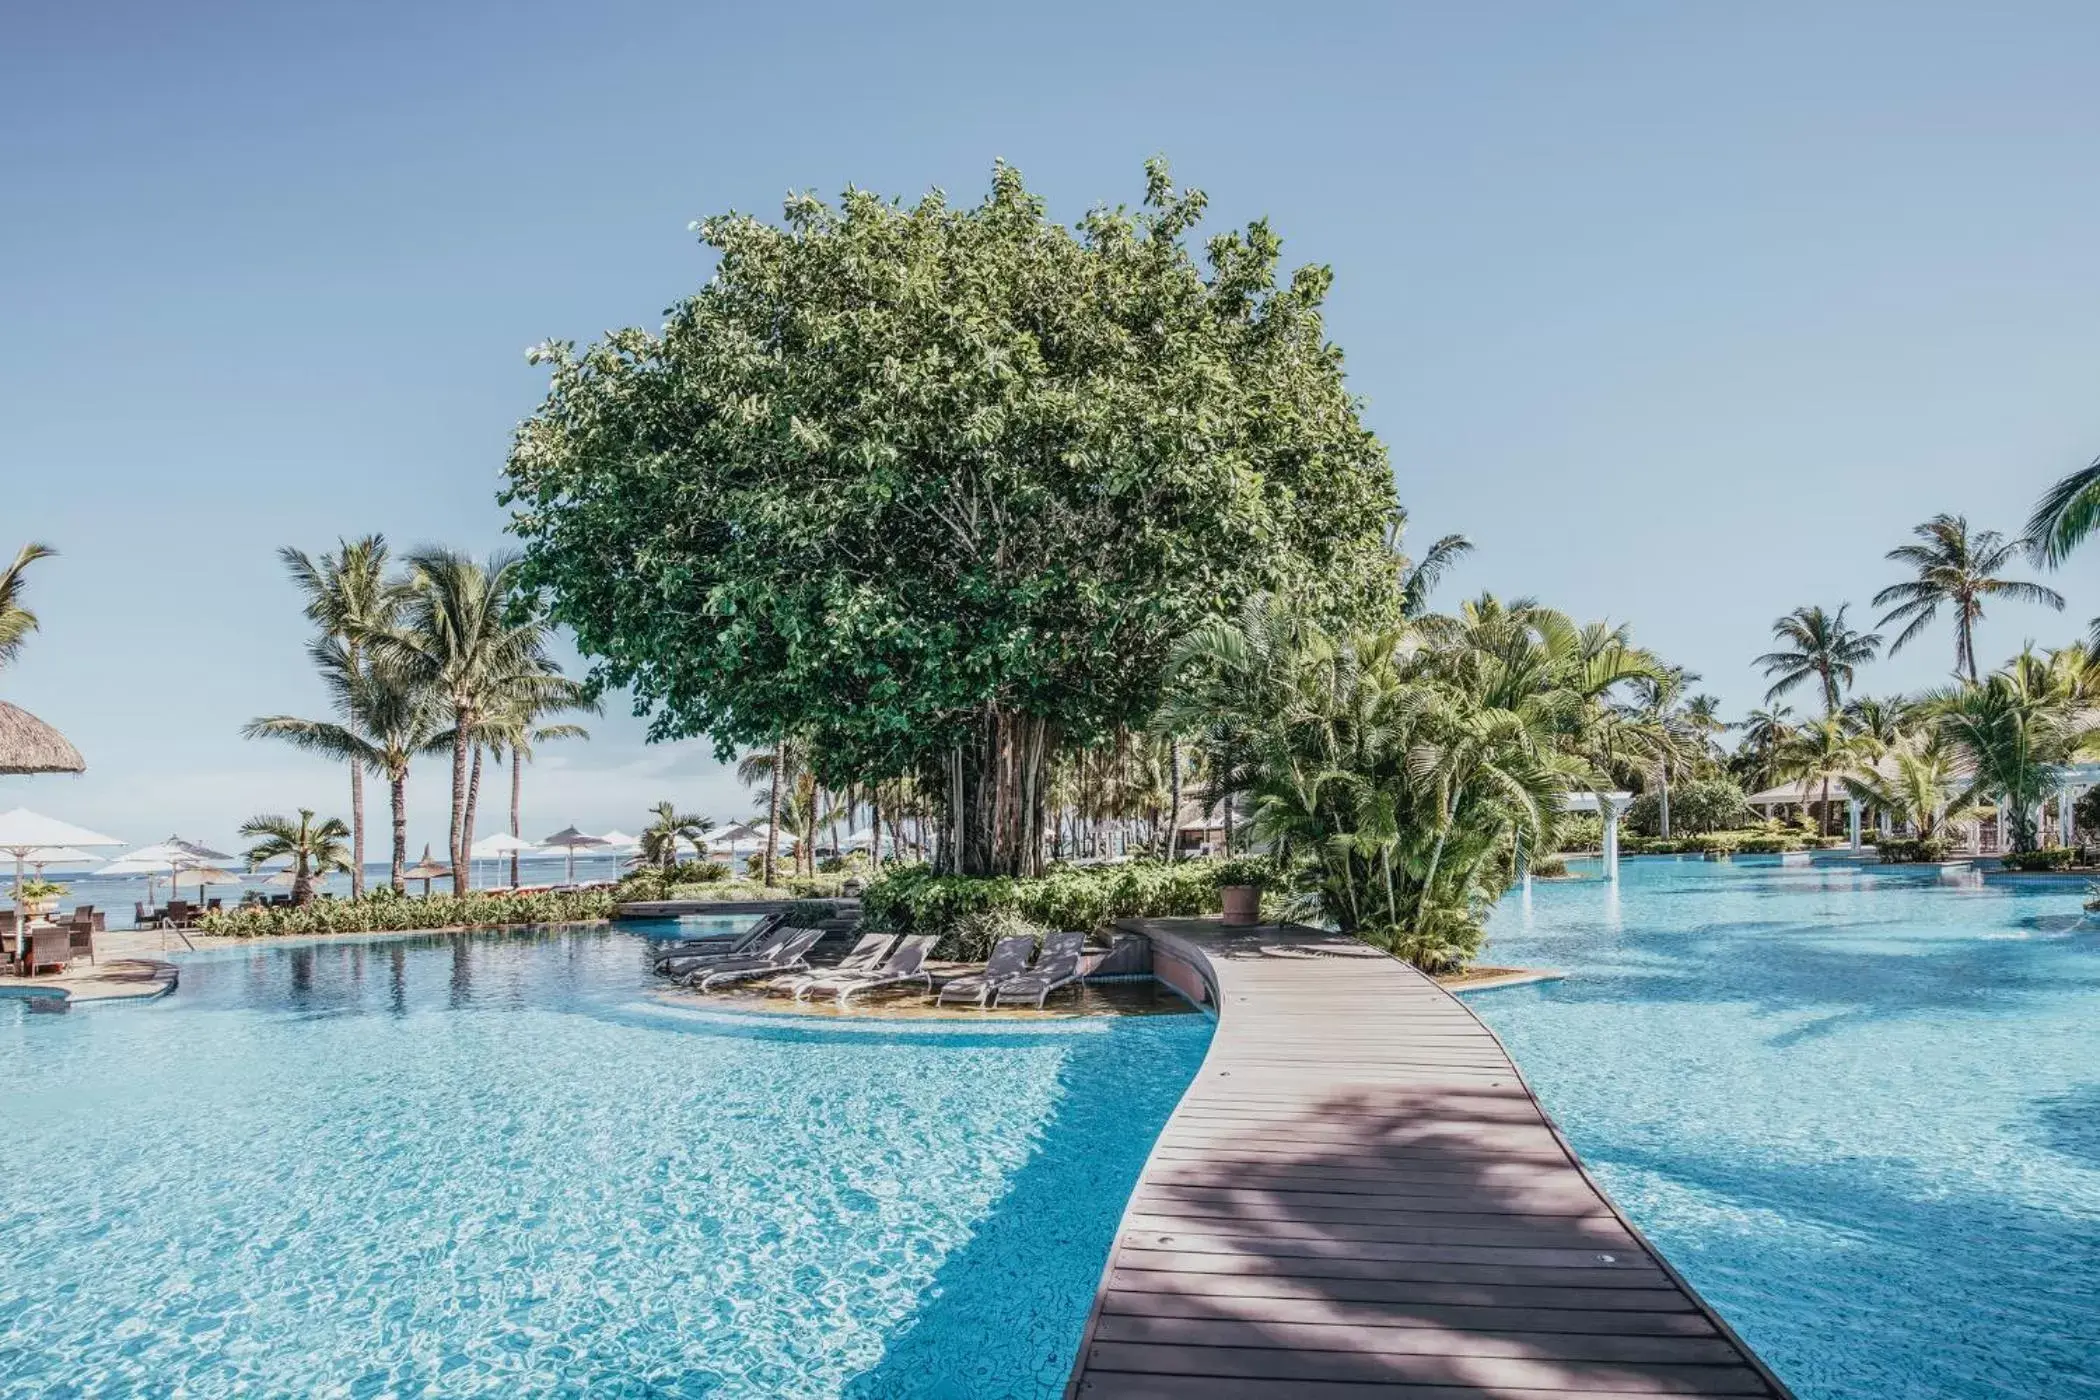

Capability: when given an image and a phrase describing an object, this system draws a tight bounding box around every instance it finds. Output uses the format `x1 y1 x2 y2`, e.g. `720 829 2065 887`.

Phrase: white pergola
1559 790 1634 880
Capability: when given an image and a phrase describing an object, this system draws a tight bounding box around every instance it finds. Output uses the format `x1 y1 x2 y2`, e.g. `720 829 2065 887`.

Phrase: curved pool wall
1472 855 2100 1399
0 925 1212 1398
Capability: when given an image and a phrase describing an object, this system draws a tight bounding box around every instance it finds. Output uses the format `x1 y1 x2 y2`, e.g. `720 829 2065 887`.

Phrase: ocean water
0 925 1211 1398
1472 855 2100 1399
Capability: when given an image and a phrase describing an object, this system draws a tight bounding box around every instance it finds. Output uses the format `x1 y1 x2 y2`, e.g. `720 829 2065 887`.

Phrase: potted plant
18 878 66 920
1212 856 1275 927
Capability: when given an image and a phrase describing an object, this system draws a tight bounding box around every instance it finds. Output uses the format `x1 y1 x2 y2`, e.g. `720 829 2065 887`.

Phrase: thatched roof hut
0 701 84 774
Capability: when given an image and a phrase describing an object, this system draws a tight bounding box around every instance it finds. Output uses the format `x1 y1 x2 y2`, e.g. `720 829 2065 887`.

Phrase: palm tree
1774 717 1871 836
1622 667 1703 838
2025 454 2100 565
1840 694 1915 751
382 550 557 893
1843 733 1978 841
740 740 810 881
239 808 354 906
1756 605 1881 716
280 536 395 897
1923 657 2090 852
1732 705 1797 790
637 802 713 870
1395 533 1474 621
1874 515 2062 683
0 542 56 671
245 656 448 892
475 667 595 886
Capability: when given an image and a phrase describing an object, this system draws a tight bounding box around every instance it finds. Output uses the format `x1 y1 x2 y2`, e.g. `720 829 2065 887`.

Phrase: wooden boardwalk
1066 919 1793 1399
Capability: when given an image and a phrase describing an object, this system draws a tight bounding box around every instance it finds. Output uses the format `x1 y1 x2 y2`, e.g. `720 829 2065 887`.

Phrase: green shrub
1528 853 1570 878
785 873 856 899
861 860 1222 936
1734 834 1804 854
1624 779 1756 837
1999 846 2077 872
944 905 1050 962
1211 854 1283 891
1877 836 1953 864
782 898 846 927
1553 813 1602 852
198 888 616 938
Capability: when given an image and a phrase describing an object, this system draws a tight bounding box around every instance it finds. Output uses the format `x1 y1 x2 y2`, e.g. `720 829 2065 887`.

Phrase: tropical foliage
0 542 56 671
239 809 355 906
860 860 1223 947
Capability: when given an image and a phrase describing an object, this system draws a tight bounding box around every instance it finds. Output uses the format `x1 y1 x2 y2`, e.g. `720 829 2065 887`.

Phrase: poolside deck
1068 918 1792 1399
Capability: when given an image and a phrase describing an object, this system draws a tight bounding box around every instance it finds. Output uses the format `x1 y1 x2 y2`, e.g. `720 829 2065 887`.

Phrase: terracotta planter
1219 884 1262 927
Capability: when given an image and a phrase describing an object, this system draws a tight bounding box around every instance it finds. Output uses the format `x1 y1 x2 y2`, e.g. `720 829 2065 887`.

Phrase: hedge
1998 846 2077 872
860 861 1224 936
198 888 618 938
1877 836 1954 864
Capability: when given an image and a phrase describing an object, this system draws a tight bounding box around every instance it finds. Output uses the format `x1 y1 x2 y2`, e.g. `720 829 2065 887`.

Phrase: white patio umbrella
0 808 122 924
539 825 608 885
469 831 539 889
19 845 96 873
100 836 235 907
595 829 640 850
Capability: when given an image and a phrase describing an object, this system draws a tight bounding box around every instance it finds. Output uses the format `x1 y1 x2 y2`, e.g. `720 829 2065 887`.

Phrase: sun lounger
934 933 1038 1006
688 927 824 991
653 914 786 976
991 930 1088 1008
771 930 896 998
799 933 939 1006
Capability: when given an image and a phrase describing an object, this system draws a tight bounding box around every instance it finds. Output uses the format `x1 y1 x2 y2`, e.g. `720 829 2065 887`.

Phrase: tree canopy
503 160 1400 873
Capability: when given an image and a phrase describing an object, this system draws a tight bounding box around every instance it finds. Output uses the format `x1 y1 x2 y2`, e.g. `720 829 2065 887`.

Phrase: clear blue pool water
0 926 1211 1398
1473 855 2100 1400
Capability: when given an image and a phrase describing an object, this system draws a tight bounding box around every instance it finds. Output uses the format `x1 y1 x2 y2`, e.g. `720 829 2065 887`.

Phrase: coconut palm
239 808 354 906
1773 717 1873 836
279 536 396 896
1840 694 1917 752
382 550 558 893
1756 605 1881 715
244 655 448 892
0 542 56 671
2025 454 2100 566
1843 733 1978 841
1397 535 1473 620
1621 667 1704 838
472 668 596 886
1922 657 2090 852
639 802 712 870
1732 704 1797 790
1873 515 2062 684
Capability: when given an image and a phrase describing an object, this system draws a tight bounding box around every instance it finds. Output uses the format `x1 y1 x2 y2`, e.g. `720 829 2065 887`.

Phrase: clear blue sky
6 0 2099 853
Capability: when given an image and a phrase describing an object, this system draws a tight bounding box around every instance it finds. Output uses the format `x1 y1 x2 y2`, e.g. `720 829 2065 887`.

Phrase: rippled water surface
0 927 1210 1398
1474 856 2100 1399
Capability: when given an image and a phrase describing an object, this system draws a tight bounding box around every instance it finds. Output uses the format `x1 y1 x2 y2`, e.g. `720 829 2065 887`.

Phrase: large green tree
503 161 1399 876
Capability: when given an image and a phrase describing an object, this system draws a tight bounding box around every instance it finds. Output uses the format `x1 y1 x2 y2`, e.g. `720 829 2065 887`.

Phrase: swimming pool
1473 856 2100 1400
0 926 1210 1398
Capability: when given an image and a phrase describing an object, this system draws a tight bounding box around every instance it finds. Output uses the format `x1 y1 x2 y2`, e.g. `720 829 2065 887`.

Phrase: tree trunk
944 707 1057 877
764 738 784 886
293 853 313 908
448 718 470 895
509 749 523 889
464 747 483 891
870 790 884 872
390 770 408 893
1657 759 1672 839
1223 792 1235 855
348 760 366 900
1167 739 1182 862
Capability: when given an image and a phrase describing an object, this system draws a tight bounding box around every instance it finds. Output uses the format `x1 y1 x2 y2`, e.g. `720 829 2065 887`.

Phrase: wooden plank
1062 920 1793 1400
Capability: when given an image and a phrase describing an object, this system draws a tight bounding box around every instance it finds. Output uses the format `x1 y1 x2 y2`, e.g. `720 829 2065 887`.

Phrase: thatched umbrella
0 702 84 775
404 844 453 898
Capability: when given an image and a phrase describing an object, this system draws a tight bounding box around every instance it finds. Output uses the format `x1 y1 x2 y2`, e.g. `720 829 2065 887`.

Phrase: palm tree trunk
464 747 483 890
448 720 470 895
764 738 784 886
870 789 884 872
390 770 408 893
348 760 366 900
509 749 523 889
1960 613 1978 684
1658 759 1672 840
293 853 313 907
1167 739 1182 862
